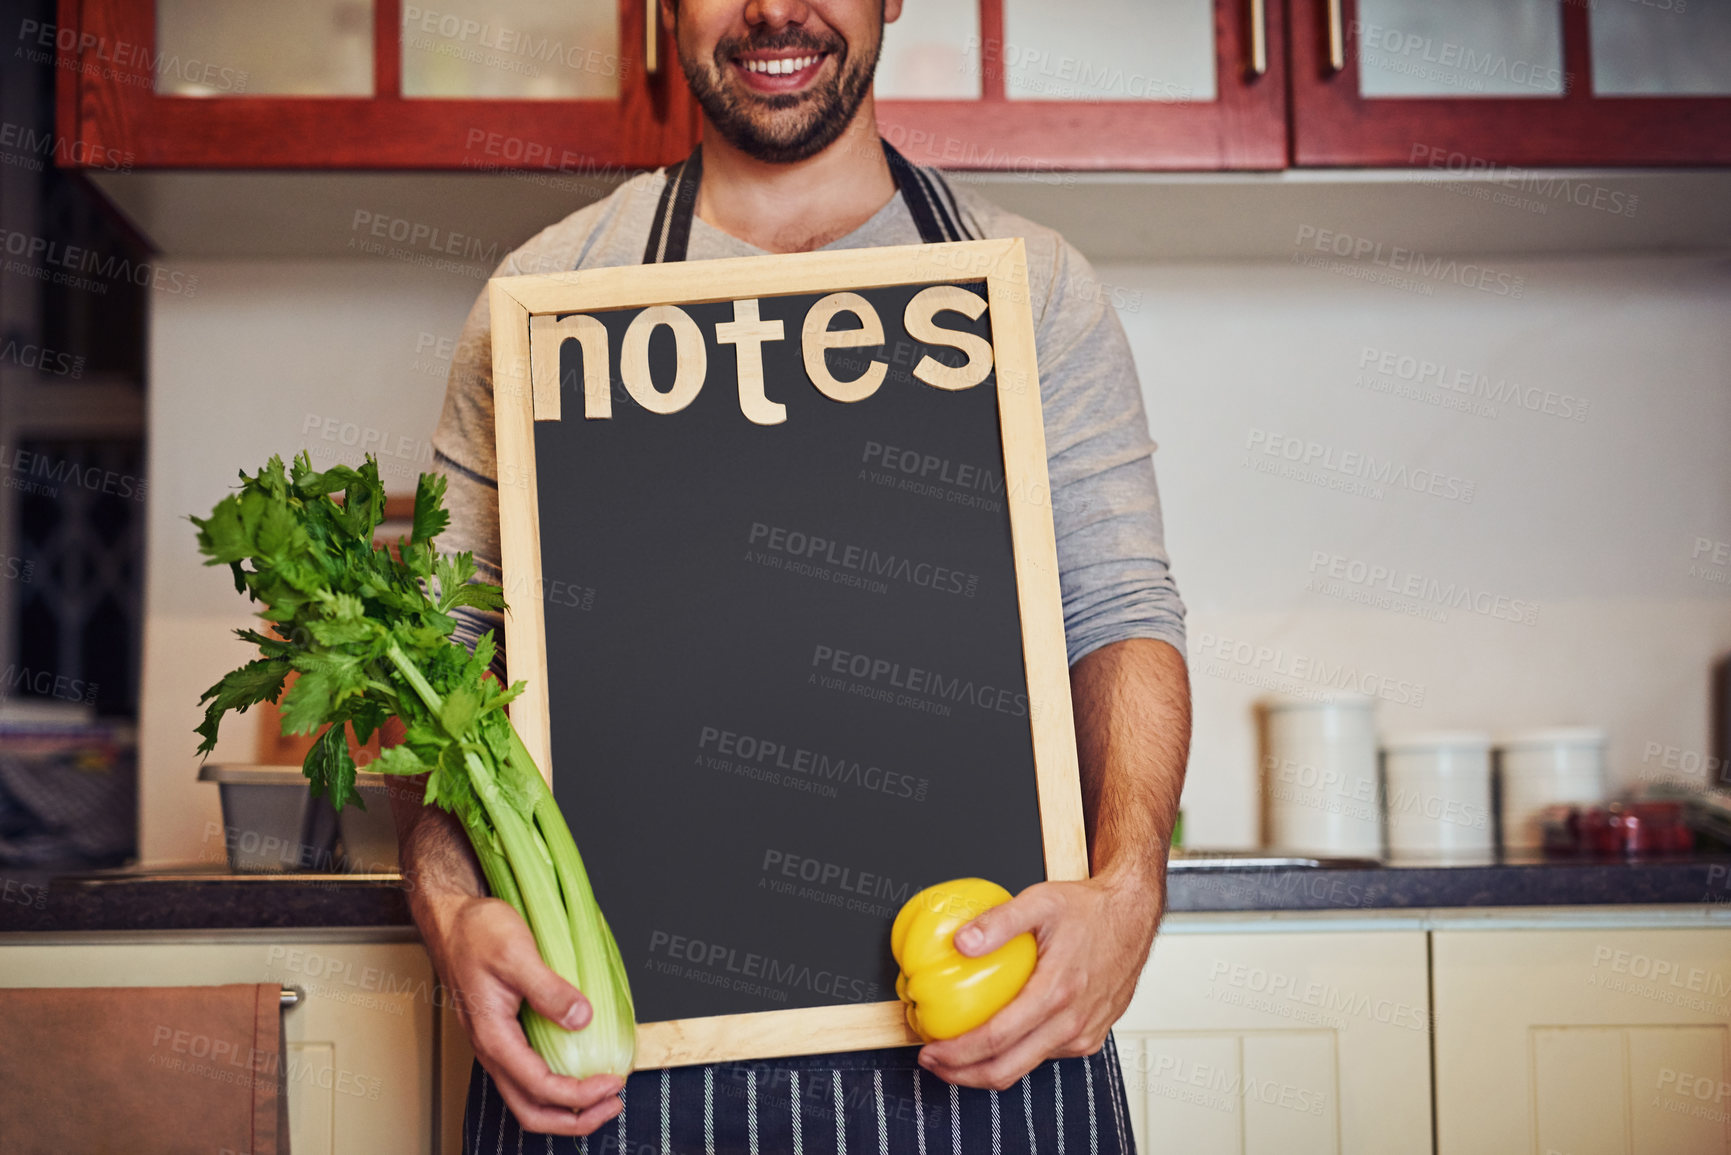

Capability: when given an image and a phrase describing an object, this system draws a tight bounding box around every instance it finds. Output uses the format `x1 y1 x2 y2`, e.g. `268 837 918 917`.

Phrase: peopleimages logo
1356 345 1589 423
747 522 980 597
809 642 1029 720
1306 550 1539 627
1293 224 1526 298
1245 429 1476 505
1194 630 1426 707
646 929 881 1004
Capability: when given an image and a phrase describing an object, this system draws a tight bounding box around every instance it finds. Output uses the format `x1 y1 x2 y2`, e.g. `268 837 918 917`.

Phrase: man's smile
730 49 832 94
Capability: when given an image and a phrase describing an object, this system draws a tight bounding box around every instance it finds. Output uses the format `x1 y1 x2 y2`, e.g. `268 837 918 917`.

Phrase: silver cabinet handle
1326 0 1346 72
1250 0 1268 76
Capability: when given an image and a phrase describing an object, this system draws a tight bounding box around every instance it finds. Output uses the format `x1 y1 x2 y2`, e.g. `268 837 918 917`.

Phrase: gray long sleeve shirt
431 164 1185 670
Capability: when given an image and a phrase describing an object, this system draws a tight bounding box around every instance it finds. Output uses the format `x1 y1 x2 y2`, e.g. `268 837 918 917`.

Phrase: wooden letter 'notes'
489 241 1086 1068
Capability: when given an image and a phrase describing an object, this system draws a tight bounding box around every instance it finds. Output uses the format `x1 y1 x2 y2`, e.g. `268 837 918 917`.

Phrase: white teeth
743 55 817 76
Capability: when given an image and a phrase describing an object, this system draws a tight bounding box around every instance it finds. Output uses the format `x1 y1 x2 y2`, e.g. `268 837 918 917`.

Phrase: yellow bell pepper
891 877 1036 1042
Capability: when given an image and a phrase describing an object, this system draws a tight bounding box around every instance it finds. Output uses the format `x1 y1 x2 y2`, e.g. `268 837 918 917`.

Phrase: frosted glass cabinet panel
155 0 374 95
1591 1 1731 97
401 0 621 99
877 0 982 99
1002 0 1218 101
1354 0 1565 98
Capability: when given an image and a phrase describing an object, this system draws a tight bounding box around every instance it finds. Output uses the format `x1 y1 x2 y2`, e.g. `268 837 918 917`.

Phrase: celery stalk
193 454 636 1079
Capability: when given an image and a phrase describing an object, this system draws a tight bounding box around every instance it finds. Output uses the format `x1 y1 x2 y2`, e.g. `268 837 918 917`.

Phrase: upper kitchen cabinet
1288 0 1731 165
873 0 1289 170
51 0 699 168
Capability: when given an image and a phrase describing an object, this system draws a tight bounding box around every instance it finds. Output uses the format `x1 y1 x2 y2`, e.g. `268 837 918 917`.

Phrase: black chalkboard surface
489 241 1086 1068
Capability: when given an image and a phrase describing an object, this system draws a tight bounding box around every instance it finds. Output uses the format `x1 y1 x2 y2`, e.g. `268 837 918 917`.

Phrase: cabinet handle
1325 0 1346 72
646 0 660 75
1249 0 1268 76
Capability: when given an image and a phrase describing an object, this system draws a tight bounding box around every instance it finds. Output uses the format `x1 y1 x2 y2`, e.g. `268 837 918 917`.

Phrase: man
394 0 1191 1149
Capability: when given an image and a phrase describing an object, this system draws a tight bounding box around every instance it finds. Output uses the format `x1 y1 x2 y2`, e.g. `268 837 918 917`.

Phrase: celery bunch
192 453 635 1077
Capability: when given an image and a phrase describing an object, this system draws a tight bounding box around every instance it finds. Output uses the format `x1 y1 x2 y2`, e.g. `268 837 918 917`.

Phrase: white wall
141 260 480 864
1108 253 1731 846
139 251 1731 861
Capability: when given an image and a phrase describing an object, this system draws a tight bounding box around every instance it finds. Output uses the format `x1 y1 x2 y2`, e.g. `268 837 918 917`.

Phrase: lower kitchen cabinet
1115 928 1432 1155
0 933 437 1155
1432 926 1731 1155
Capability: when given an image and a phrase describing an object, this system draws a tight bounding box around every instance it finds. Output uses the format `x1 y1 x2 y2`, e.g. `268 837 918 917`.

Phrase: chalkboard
489 241 1086 1069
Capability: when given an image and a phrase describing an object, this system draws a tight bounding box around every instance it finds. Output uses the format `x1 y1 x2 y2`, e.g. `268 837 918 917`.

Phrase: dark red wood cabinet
49 0 1731 171
53 0 699 170
875 0 1290 171
1287 0 1731 166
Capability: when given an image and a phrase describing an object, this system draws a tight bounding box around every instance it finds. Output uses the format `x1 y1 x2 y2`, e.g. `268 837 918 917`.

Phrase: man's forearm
394 791 486 926
1069 638 1192 891
384 719 486 943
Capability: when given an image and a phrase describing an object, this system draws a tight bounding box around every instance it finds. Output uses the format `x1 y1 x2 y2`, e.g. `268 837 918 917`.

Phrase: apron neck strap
642 139 966 264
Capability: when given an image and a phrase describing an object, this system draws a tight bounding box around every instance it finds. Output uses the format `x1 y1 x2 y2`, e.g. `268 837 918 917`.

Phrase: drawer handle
1325 0 1347 72
1249 0 1269 77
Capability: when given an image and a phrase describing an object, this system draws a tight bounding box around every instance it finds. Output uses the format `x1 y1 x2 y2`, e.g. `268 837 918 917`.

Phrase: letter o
621 305 707 414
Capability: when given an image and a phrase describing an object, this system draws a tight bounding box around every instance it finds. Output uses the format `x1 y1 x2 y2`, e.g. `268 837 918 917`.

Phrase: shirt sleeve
1031 239 1187 666
431 257 511 680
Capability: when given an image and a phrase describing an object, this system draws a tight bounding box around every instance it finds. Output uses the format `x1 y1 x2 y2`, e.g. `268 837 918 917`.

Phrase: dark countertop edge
1167 857 1731 913
0 873 415 934
3 858 1729 932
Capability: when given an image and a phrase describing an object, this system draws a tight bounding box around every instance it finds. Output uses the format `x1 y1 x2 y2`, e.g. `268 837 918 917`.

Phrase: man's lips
730 50 830 93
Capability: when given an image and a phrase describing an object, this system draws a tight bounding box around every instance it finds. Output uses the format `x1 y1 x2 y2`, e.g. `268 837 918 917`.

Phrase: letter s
904 286 993 391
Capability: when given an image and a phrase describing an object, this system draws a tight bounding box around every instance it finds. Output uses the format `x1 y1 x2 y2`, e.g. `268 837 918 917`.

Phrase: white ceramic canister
1496 727 1608 850
1381 731 1494 861
1263 695 1382 856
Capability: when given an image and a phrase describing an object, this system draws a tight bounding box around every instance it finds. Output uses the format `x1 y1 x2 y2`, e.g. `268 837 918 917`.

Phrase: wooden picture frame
489 239 1087 1069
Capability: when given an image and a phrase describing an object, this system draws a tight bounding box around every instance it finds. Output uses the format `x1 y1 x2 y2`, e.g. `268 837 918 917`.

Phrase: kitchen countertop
1165 853 1731 913
0 867 412 934
3 854 1729 934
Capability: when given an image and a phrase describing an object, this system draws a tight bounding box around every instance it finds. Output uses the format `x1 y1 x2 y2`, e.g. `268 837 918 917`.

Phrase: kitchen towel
0 981 288 1155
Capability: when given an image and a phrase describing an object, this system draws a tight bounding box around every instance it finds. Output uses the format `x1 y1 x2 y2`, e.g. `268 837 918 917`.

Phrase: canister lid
1495 727 1608 749
1381 731 1492 752
1262 693 1375 713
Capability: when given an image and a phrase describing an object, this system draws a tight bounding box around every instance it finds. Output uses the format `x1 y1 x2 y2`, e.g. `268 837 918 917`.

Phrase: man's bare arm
1073 637 1191 893
385 723 626 1136
918 637 1191 1089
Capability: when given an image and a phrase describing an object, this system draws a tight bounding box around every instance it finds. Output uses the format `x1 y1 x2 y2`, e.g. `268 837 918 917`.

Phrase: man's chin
685 60 867 163
715 123 835 164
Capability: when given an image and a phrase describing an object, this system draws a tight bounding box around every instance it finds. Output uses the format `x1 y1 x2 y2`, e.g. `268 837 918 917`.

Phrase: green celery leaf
305 723 361 811
191 496 250 565
412 473 450 545
308 592 377 648
372 743 433 777
235 628 297 659
349 700 386 746
469 632 496 678
279 652 365 735
195 657 291 755
440 684 481 740
254 495 304 559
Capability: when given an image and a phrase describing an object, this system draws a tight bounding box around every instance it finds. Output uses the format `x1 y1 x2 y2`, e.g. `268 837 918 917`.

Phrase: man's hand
915 871 1163 1091
422 891 625 1136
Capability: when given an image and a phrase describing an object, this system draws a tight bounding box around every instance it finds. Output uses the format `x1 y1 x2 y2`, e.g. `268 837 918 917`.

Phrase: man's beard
678 23 881 164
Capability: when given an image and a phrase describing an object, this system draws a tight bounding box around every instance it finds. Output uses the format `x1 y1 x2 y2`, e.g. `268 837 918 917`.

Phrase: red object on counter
1540 802 1694 857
